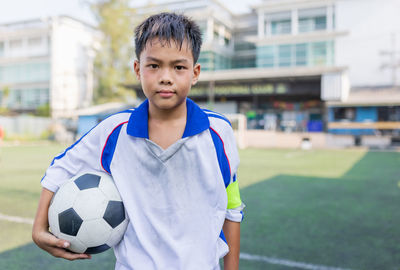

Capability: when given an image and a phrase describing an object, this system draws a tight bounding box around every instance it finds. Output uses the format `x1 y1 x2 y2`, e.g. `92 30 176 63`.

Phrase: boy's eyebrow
145 56 189 64
145 56 161 63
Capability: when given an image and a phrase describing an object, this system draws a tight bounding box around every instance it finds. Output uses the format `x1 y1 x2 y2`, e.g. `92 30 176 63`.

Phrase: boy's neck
148 99 187 150
148 99 187 123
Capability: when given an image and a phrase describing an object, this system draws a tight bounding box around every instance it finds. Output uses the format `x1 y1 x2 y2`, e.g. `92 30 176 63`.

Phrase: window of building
235 42 255 51
312 42 327 66
198 51 215 71
333 107 356 121
28 37 42 47
0 62 50 84
213 30 219 41
298 7 327 33
278 44 292 67
271 20 291 35
266 12 291 35
9 39 22 49
295 43 307 66
256 45 275 68
224 37 230 46
197 20 207 40
378 106 400 121
14 89 22 107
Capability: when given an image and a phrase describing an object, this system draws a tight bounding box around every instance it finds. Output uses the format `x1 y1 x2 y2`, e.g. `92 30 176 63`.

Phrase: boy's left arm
223 219 240 270
223 179 244 270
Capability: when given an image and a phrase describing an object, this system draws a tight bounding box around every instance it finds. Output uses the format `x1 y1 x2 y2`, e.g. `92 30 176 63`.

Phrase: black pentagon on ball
74 173 101 190
85 244 111 254
103 201 125 229
59 208 83 236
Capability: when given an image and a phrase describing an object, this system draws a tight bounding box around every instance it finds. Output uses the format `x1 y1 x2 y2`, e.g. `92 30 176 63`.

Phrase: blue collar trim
126 98 210 139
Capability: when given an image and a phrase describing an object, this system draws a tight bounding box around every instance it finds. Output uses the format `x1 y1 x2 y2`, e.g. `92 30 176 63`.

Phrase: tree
1 85 10 108
90 0 137 103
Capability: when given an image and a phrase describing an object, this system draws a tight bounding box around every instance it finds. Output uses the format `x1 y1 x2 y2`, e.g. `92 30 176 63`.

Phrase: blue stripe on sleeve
41 110 133 182
209 128 231 188
101 124 124 174
40 125 96 182
219 230 227 244
203 110 232 126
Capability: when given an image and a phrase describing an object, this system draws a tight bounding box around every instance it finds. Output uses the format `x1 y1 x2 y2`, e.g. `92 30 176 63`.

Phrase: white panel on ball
59 233 87 254
48 205 60 236
98 175 122 201
74 189 108 220
106 219 129 247
51 181 80 213
77 219 113 248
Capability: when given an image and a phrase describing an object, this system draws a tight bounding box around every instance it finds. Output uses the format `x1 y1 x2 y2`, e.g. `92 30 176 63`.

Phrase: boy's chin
151 99 186 111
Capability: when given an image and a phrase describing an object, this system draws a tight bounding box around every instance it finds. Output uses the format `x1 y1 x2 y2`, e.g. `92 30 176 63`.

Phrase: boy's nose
159 69 173 85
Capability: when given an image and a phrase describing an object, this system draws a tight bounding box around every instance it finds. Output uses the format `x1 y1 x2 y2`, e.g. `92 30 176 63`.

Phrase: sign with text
189 83 289 97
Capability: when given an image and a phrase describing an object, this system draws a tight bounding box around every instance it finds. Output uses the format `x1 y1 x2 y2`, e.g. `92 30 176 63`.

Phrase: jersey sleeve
223 128 245 223
209 116 245 223
40 113 129 192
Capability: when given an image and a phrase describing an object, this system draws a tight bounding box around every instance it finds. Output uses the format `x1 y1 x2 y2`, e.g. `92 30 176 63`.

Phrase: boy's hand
32 188 91 261
32 230 91 260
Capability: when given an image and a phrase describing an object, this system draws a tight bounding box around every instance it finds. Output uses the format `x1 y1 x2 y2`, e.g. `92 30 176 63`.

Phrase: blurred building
0 16 98 118
131 0 400 142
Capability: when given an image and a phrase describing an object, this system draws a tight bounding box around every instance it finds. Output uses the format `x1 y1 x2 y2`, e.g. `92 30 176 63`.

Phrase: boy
32 13 244 270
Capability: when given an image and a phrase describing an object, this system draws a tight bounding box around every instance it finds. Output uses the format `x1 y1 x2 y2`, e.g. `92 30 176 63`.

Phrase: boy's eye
175 65 186 70
148 64 158 69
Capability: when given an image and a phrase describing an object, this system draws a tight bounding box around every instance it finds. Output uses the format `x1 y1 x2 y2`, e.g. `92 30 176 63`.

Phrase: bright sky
0 0 261 25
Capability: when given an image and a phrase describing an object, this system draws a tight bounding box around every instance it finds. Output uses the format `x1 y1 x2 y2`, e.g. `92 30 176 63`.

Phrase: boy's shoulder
92 108 135 134
104 108 134 123
202 109 234 139
202 109 231 128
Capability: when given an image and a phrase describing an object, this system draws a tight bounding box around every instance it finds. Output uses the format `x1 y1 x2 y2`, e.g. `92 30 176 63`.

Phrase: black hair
134 12 202 64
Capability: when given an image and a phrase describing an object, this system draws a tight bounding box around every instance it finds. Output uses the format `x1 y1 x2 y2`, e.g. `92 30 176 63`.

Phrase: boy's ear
133 60 140 81
192 63 201 86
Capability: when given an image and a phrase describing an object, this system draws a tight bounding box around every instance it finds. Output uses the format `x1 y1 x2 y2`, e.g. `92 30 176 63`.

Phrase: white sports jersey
41 98 244 270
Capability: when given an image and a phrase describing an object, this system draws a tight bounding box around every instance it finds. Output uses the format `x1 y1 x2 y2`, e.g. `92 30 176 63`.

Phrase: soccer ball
48 172 128 254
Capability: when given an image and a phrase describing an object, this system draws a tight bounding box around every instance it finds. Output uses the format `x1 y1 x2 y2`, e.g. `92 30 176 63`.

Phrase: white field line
0 213 353 270
0 213 34 225
240 253 353 270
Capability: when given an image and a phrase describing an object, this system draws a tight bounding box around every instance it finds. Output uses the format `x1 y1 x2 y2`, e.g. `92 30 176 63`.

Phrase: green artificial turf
1 144 399 269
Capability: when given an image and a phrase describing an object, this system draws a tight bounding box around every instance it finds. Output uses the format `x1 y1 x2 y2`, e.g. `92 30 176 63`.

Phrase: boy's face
134 38 200 114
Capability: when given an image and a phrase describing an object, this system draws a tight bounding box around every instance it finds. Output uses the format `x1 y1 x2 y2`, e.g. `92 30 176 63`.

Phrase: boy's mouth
157 90 175 98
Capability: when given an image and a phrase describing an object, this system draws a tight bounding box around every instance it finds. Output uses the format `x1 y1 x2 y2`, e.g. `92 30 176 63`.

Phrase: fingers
41 230 69 249
51 248 92 261
35 231 91 260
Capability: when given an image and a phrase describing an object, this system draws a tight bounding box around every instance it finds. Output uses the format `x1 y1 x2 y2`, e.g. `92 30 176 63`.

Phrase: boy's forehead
142 38 192 56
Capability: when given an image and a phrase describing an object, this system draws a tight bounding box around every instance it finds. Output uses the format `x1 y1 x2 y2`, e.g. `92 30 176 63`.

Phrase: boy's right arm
32 188 91 260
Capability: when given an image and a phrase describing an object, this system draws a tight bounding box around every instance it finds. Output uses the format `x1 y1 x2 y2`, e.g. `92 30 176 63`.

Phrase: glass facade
266 12 292 36
195 5 334 71
298 7 328 33
1 87 49 109
256 41 334 68
256 46 275 67
295 43 307 66
197 20 207 42
278 44 292 67
0 62 50 84
198 51 231 71
232 42 256 69
299 16 327 32
271 19 291 35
